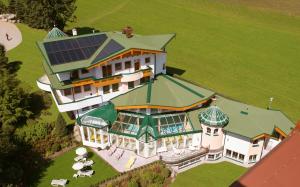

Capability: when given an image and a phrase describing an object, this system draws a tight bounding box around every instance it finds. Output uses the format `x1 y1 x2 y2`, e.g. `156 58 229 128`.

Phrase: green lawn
172 162 247 187
6 0 300 123
37 148 118 187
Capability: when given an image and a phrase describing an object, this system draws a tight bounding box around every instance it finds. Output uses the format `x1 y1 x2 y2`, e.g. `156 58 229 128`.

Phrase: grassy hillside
7 0 300 122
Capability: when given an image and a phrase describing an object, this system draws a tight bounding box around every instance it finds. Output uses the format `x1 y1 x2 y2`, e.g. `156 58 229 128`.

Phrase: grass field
6 0 300 123
172 162 247 187
37 148 118 187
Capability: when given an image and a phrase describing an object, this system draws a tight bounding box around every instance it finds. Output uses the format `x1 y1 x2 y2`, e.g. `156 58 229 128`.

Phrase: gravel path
0 21 22 51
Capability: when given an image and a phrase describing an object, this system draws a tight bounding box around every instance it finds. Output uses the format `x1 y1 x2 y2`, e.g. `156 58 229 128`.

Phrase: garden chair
77 170 94 177
51 179 67 187
83 160 94 167
125 156 136 170
74 155 83 162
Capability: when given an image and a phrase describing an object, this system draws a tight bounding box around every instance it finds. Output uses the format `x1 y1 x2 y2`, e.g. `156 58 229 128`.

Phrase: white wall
201 124 225 150
155 53 167 74
56 72 70 81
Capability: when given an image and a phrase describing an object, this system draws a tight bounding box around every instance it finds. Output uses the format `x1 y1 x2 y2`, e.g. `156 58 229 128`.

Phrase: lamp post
268 97 274 110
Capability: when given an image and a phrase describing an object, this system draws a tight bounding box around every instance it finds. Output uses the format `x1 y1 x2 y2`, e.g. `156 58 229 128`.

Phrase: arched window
207 127 211 134
214 128 218 135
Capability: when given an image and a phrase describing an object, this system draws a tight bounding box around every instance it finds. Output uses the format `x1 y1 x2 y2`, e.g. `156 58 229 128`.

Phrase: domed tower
199 106 229 159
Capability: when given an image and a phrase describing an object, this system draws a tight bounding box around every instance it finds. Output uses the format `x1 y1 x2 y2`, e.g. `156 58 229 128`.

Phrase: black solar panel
93 39 125 64
44 34 108 65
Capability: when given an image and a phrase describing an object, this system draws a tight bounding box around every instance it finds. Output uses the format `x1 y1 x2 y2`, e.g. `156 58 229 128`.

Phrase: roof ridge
162 75 205 98
146 80 152 103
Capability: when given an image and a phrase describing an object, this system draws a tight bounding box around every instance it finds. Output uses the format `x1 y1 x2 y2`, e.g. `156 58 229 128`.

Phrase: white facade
37 52 167 116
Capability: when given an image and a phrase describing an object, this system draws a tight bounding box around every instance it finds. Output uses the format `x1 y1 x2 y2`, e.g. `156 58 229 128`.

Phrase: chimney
72 28 77 36
122 26 133 38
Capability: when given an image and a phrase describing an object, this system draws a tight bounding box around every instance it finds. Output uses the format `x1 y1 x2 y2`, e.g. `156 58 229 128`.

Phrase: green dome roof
45 27 68 39
199 106 229 127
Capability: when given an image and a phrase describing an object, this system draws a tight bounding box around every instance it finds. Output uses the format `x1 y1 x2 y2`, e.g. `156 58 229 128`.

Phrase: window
128 81 134 89
115 63 122 71
125 61 131 69
208 154 214 159
92 104 99 109
213 128 218 135
207 127 211 134
83 84 91 92
140 76 150 85
112 83 119 92
81 69 89 74
239 154 245 161
232 151 238 159
63 88 72 96
74 86 81 94
102 65 112 77
226 149 232 157
145 57 151 63
216 153 221 158
163 64 166 70
252 139 259 147
103 85 110 94
82 107 90 112
249 155 257 162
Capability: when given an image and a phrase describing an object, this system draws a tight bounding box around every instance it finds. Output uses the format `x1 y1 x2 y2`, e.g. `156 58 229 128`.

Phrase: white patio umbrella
76 147 87 156
72 162 84 170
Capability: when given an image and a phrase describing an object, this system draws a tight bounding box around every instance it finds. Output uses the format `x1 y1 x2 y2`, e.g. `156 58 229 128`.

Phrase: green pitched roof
111 75 215 108
45 27 68 40
136 115 159 142
199 106 229 127
77 103 117 128
188 96 294 138
37 32 175 74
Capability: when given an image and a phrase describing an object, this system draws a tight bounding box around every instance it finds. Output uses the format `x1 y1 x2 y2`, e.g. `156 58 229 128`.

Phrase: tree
0 1 7 13
23 0 77 29
54 113 68 137
0 45 31 133
8 0 26 20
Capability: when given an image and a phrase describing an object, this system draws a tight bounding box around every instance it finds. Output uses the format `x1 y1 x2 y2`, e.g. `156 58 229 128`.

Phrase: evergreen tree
0 45 31 132
23 0 76 29
54 113 68 137
0 1 7 13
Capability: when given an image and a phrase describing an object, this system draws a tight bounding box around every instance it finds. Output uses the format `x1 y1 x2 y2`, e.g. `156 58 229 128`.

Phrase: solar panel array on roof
93 39 125 64
44 34 107 65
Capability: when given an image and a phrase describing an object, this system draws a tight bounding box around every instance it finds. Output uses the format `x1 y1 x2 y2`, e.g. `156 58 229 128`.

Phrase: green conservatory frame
108 111 201 143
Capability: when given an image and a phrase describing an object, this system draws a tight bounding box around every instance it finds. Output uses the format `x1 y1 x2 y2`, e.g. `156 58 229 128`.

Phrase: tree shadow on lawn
7 60 22 74
65 27 100 35
87 150 95 159
166 66 186 76
16 141 54 187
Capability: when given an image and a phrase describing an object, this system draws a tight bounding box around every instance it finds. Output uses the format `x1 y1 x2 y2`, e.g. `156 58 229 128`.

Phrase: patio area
92 147 159 172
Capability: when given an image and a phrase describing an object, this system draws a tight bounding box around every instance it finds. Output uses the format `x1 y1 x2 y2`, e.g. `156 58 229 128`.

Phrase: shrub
128 179 139 187
51 143 61 153
54 114 68 137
